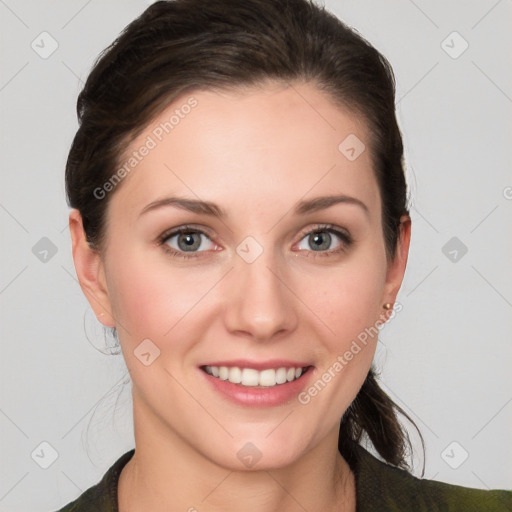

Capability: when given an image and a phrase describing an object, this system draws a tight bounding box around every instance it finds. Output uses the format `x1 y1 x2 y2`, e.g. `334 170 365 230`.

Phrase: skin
69 81 411 512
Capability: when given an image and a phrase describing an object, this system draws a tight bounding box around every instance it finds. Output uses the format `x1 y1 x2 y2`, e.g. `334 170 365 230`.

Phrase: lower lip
199 367 314 408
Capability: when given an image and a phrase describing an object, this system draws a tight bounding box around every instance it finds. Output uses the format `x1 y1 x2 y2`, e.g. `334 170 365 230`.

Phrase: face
71 81 410 471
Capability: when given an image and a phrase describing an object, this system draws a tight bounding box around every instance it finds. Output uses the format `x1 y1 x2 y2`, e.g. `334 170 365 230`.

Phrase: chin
200 431 312 472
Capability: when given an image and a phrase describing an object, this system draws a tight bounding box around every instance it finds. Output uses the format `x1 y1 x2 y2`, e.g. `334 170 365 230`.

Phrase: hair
66 0 425 473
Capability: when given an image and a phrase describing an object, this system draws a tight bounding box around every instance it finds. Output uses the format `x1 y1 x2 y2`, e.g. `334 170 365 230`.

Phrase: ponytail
338 367 425 475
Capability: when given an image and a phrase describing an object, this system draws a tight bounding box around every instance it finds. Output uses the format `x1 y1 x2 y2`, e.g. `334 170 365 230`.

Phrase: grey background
1 0 511 510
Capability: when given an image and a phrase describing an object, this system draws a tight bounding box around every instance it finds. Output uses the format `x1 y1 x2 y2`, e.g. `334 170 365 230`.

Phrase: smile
201 365 311 388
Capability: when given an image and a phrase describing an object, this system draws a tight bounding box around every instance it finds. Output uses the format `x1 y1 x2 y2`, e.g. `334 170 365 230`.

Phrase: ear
381 215 411 308
68 209 115 327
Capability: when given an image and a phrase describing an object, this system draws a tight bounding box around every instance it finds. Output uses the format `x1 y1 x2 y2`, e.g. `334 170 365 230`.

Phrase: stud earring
383 303 392 310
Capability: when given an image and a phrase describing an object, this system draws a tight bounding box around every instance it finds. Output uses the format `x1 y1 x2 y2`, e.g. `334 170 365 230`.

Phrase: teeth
229 367 242 383
259 369 275 387
275 367 287 384
204 365 307 387
242 368 259 386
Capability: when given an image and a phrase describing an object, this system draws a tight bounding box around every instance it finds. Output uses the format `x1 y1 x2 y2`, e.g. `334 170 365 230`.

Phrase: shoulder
53 450 135 512
353 445 512 512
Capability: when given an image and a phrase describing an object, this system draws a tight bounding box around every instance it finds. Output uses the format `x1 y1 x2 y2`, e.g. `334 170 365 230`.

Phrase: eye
295 224 352 257
157 223 352 260
158 226 216 259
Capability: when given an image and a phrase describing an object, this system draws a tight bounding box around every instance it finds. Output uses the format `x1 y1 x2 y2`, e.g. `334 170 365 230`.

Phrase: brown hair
66 0 424 472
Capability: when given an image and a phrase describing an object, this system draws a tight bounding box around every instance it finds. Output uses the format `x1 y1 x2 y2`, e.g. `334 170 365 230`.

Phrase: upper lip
200 359 312 371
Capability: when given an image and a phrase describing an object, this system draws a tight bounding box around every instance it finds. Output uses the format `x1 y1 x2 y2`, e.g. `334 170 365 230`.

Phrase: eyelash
157 223 353 260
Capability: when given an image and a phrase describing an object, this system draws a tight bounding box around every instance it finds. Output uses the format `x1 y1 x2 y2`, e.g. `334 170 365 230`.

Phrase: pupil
312 232 330 251
179 233 199 251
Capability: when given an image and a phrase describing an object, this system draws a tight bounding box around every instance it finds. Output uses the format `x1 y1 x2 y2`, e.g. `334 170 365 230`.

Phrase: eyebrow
138 194 369 219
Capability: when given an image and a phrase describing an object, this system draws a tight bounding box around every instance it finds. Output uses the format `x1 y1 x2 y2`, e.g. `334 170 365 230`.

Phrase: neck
118 401 356 512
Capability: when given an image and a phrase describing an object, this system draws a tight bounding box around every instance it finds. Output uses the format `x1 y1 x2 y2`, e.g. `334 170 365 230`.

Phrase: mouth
200 364 313 388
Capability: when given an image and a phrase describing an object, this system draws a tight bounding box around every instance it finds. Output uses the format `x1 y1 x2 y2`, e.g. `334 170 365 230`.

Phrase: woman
58 0 511 510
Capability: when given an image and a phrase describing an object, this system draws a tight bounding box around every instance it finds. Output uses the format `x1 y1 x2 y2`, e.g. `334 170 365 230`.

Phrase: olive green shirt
55 446 511 511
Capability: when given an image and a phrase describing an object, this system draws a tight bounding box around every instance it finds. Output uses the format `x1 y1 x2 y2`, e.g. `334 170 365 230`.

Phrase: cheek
297 260 386 419
106 225 387 351
105 249 196 344
305 256 387 346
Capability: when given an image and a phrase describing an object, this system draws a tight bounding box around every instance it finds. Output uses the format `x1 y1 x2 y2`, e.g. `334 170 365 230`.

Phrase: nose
223 245 298 342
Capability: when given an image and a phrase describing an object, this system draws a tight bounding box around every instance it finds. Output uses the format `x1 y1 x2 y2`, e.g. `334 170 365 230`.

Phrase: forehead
107 82 380 221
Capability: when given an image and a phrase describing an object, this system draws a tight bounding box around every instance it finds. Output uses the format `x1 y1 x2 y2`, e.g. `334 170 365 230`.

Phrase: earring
383 303 392 310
